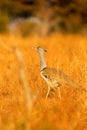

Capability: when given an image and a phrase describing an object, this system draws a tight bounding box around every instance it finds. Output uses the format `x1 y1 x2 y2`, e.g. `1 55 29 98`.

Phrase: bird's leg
58 87 61 100
45 85 51 100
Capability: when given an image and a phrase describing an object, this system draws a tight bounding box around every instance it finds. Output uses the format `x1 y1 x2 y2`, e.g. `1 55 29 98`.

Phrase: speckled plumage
34 46 87 99
40 67 80 89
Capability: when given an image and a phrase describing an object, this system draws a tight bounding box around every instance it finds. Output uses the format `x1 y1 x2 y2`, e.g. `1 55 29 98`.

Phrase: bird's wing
41 67 58 80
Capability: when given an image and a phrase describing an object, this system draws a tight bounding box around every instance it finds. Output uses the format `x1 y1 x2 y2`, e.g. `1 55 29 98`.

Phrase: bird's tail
59 70 87 92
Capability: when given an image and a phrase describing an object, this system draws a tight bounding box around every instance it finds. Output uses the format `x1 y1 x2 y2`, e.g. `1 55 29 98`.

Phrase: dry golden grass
0 33 87 130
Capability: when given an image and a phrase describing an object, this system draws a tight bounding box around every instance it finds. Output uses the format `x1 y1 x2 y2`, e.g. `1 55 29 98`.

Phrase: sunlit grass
0 33 87 130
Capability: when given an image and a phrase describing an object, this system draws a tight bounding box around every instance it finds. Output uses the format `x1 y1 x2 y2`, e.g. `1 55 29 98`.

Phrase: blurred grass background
0 33 87 130
0 1 87 130
0 0 87 36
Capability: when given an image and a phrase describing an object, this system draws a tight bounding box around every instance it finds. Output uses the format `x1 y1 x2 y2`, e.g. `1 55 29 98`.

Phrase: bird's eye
44 75 49 79
44 75 48 78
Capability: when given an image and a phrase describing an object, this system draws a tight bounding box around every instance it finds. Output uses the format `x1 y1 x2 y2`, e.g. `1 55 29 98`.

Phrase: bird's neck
38 51 47 71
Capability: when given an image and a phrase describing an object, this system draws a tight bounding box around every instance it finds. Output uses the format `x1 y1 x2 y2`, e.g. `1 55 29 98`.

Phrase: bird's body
40 67 62 88
40 67 82 89
33 46 87 100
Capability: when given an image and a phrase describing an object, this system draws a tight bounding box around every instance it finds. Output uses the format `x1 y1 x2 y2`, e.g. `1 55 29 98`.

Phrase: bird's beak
32 47 37 50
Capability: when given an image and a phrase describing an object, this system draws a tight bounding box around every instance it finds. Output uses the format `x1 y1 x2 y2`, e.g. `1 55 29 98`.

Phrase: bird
33 46 87 100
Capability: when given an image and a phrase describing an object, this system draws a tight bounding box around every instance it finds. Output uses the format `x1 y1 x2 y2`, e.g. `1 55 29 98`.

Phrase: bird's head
32 46 47 53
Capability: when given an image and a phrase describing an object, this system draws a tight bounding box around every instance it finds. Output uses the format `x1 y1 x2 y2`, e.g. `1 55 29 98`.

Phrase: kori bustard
33 46 86 100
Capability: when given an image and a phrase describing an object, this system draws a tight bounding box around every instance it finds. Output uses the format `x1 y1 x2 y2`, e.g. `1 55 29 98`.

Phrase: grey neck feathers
38 51 47 71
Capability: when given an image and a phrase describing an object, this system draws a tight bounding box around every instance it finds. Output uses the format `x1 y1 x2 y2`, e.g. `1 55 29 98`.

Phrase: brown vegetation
0 0 87 34
0 33 87 130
